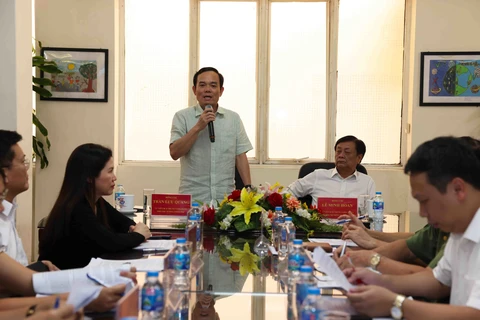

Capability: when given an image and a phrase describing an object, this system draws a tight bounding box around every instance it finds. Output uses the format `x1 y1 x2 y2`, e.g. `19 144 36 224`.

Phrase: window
123 0 405 164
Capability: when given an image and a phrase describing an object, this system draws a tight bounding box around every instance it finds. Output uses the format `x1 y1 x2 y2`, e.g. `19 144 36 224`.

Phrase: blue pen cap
192 202 200 207
146 271 159 277
293 239 303 245
285 216 293 221
176 238 186 244
275 206 282 211
300 265 313 273
307 287 320 295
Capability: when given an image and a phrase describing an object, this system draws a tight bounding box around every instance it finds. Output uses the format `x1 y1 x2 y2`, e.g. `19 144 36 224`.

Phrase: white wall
29 0 480 260
0 0 34 261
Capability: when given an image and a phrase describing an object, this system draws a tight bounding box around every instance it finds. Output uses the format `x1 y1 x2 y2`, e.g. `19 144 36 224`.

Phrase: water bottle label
172 308 189 320
288 254 305 271
114 192 125 201
296 283 309 306
174 253 190 271
373 201 384 210
281 228 287 242
300 310 321 320
196 227 201 243
141 288 164 312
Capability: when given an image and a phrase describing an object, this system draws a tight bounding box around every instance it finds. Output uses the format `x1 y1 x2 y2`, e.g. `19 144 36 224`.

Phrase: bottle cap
285 217 293 221
300 265 313 273
176 238 186 244
307 287 320 295
376 191 382 194
275 206 282 211
192 202 200 207
293 239 302 245
146 271 159 277
189 215 199 220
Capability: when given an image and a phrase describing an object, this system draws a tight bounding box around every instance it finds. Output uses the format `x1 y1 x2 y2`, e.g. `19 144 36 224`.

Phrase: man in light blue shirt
170 67 253 204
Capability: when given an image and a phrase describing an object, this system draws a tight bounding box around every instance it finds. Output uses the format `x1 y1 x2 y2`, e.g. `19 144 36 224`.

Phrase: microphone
205 105 215 143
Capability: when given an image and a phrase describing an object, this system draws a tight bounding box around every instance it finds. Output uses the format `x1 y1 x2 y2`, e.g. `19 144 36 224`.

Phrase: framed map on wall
420 51 480 106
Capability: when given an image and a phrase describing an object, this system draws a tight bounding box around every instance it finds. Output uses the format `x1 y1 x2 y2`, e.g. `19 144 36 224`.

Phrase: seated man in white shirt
345 136 480 319
0 130 56 270
287 135 376 206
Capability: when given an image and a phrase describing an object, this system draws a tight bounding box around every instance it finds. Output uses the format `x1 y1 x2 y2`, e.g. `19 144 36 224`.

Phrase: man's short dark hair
334 135 366 157
193 67 224 88
0 130 22 168
404 136 480 193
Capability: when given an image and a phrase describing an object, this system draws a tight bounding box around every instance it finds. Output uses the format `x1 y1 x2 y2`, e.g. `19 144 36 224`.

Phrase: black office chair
296 162 368 206
234 167 244 190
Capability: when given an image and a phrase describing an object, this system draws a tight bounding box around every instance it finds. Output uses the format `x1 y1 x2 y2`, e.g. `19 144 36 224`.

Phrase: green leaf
33 113 49 136
38 65 62 74
33 85 52 98
33 77 55 86
46 137 51 150
233 212 260 232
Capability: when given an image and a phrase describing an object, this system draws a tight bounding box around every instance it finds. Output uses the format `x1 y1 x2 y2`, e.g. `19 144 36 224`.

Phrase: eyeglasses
0 188 8 202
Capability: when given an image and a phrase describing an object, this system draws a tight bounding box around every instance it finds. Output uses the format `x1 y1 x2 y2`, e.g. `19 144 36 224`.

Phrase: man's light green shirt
170 105 252 204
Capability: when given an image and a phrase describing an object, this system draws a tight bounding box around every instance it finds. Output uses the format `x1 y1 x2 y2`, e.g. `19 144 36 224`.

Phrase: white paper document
312 247 355 291
316 275 341 288
66 284 102 312
309 238 358 247
87 257 164 272
134 239 176 251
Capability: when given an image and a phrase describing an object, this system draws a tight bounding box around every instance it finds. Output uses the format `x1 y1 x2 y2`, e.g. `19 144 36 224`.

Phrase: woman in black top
38 143 151 269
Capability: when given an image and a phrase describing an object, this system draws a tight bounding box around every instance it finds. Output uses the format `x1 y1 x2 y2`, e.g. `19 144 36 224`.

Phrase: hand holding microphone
205 105 215 143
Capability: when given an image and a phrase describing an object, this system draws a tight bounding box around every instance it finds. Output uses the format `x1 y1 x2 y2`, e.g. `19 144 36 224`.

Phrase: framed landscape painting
40 47 108 102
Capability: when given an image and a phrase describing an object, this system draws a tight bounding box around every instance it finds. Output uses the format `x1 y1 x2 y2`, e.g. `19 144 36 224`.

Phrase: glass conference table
98 217 371 320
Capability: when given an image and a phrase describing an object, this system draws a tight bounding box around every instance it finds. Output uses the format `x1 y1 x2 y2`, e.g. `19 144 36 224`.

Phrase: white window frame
118 0 410 167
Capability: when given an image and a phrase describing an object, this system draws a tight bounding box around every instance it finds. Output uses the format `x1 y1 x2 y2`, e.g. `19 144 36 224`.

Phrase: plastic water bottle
300 287 323 320
170 294 189 320
114 184 125 210
296 266 315 318
141 271 164 320
372 191 384 231
284 216 296 252
173 238 190 290
186 215 202 251
272 206 285 249
288 239 307 279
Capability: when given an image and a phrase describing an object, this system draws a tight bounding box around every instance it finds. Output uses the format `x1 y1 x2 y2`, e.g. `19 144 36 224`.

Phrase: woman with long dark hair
38 143 151 269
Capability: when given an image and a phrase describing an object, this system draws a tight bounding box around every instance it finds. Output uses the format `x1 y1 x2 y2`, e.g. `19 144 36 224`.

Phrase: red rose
203 236 215 253
228 189 241 201
204 207 216 226
267 193 283 208
230 262 239 271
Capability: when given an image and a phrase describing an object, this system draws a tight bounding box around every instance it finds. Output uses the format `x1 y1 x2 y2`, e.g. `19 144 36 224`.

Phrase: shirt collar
331 167 358 179
1 199 16 218
194 104 225 117
463 207 480 243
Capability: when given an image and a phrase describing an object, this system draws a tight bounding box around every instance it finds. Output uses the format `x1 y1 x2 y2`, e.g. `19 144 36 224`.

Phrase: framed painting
40 47 108 102
420 51 480 106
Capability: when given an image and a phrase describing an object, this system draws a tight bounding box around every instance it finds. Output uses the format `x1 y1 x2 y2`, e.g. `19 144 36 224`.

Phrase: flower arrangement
216 236 269 276
211 183 342 234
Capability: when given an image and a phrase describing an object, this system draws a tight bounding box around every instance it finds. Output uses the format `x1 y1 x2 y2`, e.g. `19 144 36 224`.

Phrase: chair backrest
296 162 368 207
37 217 47 243
298 162 368 179
234 167 244 190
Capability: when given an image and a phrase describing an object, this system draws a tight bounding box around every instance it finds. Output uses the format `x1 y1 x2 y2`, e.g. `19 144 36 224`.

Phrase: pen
336 215 366 224
54 296 60 309
340 240 347 257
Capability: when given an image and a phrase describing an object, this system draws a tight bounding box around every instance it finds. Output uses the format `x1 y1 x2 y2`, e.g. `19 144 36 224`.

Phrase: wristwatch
370 253 381 270
390 294 406 320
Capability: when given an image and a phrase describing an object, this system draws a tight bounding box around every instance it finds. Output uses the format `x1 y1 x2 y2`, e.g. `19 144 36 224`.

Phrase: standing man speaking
170 67 253 204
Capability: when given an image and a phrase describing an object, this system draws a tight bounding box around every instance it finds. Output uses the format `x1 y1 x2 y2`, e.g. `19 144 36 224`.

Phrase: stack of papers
309 238 358 247
134 239 176 251
312 247 355 291
87 257 164 272
66 285 102 312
